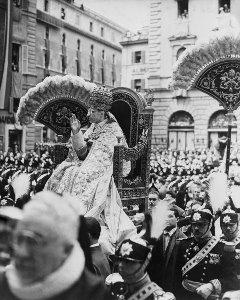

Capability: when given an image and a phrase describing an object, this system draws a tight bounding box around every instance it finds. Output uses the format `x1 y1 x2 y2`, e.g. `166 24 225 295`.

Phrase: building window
178 0 188 18
61 8 65 20
134 51 142 63
112 54 116 87
176 47 186 60
101 50 105 84
133 79 142 92
61 34 67 73
13 98 20 113
77 39 81 51
13 0 21 8
90 45 94 82
90 22 93 32
45 27 49 39
168 111 194 150
62 33 66 45
76 40 81 76
44 0 49 12
101 27 104 37
12 43 20 72
208 109 236 151
8 129 22 153
219 0 230 13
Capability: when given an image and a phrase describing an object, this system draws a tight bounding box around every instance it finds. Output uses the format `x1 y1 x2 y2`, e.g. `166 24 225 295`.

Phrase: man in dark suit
85 217 111 281
147 209 186 292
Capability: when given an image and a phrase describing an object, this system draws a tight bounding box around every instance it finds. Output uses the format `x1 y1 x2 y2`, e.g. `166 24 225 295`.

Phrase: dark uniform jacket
0 268 114 300
147 227 186 292
90 244 111 280
173 236 238 300
220 235 240 291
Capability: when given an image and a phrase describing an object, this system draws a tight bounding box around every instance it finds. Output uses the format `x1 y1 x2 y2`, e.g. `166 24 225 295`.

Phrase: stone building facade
0 0 125 153
121 0 240 150
148 0 240 150
120 28 149 92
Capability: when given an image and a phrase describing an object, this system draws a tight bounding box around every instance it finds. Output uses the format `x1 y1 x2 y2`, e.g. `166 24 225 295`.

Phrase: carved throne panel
111 87 154 212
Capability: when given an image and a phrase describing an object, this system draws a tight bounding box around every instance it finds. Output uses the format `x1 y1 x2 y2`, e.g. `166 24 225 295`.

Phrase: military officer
113 238 175 300
173 205 237 300
220 207 240 291
220 207 240 243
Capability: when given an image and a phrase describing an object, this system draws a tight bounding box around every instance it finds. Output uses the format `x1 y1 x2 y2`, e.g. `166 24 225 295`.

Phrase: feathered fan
171 35 240 91
11 173 31 202
16 75 97 125
138 200 171 242
208 172 229 213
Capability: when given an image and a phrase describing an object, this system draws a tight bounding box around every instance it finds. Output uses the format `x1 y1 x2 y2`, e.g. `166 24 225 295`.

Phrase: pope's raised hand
70 114 81 134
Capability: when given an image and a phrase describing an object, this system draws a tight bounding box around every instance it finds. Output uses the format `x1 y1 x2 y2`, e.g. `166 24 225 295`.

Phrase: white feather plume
11 173 31 200
230 185 240 209
151 200 171 239
209 172 229 212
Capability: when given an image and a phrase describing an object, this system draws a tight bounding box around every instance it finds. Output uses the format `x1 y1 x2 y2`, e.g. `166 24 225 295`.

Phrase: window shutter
141 51 145 63
131 80 134 89
22 44 28 74
9 97 13 114
131 52 135 64
141 79 145 89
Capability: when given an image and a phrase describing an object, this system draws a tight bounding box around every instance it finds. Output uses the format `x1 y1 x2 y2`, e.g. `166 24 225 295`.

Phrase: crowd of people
0 82 240 300
0 150 53 207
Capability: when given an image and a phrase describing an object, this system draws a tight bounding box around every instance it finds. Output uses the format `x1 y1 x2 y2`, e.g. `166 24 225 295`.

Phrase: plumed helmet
190 204 213 224
220 207 238 225
0 196 14 208
115 238 151 262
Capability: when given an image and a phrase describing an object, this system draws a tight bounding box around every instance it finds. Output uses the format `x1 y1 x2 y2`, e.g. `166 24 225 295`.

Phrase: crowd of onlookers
0 148 240 299
150 147 240 181
2 147 240 206
0 150 54 205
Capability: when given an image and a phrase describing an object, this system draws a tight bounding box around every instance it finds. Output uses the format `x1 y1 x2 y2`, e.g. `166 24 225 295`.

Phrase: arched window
208 110 237 147
176 47 186 61
168 111 194 150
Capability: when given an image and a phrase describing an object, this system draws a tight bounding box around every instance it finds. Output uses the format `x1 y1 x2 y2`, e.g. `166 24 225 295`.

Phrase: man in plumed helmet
220 207 240 244
173 205 238 300
220 207 240 291
113 238 175 300
45 86 136 254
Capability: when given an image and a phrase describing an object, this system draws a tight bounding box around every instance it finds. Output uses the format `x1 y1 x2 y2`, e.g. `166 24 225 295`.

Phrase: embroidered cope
45 120 136 253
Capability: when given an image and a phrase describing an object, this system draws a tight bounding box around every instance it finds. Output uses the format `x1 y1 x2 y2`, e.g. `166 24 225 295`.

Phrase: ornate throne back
111 87 154 213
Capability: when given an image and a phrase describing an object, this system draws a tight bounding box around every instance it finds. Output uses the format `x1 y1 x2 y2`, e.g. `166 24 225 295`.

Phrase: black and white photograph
0 0 240 299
